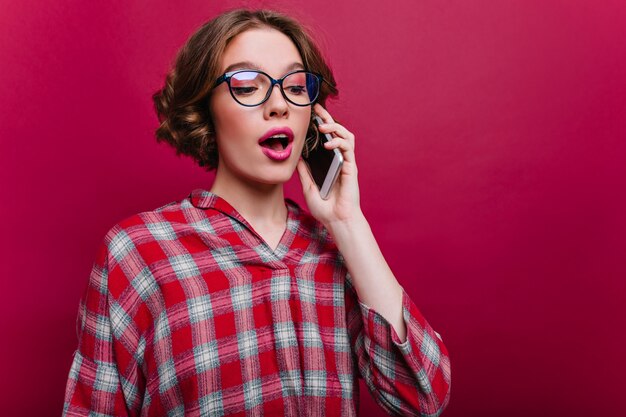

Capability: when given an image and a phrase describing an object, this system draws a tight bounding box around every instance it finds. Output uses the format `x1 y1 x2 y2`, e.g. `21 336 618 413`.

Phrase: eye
229 71 266 96
231 86 257 96
285 85 306 95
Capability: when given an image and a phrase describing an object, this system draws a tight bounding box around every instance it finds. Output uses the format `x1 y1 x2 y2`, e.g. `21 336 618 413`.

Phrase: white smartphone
302 115 344 200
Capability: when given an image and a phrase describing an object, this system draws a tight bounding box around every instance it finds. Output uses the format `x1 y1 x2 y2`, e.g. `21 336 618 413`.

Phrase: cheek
210 97 239 136
297 109 313 138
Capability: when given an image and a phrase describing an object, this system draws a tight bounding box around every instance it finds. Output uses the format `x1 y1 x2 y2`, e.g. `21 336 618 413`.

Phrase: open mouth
258 127 294 161
260 135 290 151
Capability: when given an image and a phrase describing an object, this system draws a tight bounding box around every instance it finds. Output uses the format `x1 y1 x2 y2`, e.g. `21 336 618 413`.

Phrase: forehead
220 27 304 75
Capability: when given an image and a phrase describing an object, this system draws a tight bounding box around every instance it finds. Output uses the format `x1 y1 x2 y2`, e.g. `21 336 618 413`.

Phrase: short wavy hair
152 9 339 171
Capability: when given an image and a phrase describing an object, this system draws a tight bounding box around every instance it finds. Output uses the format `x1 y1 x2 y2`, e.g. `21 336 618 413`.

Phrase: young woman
63 9 451 417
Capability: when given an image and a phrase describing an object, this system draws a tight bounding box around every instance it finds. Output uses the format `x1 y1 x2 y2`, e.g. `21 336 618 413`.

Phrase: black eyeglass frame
213 69 325 107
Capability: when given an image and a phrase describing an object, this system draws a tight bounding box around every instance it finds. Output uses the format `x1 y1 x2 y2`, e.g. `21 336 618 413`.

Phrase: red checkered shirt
63 189 451 416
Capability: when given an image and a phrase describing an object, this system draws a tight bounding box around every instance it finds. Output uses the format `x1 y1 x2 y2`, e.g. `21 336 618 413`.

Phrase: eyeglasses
214 69 324 107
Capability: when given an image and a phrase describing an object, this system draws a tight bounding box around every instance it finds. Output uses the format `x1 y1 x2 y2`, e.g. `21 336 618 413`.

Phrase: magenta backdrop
1 0 625 415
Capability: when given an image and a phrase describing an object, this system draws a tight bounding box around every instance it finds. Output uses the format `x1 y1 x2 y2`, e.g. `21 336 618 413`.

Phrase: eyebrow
223 61 305 74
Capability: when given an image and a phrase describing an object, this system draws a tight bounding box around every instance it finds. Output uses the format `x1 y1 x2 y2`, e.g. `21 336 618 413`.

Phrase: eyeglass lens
229 71 319 106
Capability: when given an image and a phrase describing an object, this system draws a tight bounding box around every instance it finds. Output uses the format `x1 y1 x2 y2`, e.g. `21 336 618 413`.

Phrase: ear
303 114 321 158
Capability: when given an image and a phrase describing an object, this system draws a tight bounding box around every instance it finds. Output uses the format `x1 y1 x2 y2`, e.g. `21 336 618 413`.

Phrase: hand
298 106 407 343
296 104 362 227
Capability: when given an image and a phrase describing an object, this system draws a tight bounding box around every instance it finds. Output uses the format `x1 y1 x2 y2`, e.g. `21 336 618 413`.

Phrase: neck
209 166 288 229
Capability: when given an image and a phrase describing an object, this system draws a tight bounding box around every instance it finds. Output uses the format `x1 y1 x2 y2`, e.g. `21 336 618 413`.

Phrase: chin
241 166 296 187
257 172 295 185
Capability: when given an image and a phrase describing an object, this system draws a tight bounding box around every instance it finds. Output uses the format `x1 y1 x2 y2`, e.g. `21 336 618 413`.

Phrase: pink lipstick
258 127 294 161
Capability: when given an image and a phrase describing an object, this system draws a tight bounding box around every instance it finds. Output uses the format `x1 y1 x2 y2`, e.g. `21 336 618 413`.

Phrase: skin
209 27 407 341
209 28 311 247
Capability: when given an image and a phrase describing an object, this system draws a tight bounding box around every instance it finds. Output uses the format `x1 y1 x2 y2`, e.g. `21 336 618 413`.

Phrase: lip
258 127 295 162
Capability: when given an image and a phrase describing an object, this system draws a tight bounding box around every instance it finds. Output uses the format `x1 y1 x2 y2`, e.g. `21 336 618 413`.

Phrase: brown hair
152 9 339 171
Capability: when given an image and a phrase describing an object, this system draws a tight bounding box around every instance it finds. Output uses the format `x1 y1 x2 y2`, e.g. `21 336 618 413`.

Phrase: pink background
1 0 625 415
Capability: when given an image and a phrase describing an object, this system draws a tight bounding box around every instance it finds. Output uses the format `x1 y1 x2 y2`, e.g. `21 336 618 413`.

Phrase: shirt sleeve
63 237 136 417
345 275 452 417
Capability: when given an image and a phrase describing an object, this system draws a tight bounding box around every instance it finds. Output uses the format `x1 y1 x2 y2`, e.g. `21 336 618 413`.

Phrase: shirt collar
190 189 230 211
189 188 301 216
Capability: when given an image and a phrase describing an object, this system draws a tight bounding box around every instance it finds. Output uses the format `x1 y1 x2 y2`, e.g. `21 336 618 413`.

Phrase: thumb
296 159 317 196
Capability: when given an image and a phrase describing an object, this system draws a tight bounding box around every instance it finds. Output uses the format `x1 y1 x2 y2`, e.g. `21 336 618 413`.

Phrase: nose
264 84 289 119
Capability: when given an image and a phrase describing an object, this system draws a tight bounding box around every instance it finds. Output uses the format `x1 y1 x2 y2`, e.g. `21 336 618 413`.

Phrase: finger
323 137 352 152
313 103 335 124
296 159 319 196
317 122 355 148
323 137 355 164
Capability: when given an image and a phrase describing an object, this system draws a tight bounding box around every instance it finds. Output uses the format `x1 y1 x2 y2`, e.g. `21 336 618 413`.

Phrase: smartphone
302 115 344 200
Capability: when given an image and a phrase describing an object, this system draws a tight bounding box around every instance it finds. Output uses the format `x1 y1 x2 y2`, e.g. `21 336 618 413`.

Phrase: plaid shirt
63 189 451 417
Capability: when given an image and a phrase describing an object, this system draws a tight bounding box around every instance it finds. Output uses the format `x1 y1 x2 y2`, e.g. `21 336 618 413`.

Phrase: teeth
269 134 288 139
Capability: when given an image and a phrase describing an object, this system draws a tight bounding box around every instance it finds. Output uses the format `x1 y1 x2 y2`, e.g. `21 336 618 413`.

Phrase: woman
63 9 451 417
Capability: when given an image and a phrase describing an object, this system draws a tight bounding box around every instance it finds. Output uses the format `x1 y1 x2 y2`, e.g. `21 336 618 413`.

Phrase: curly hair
152 9 339 171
